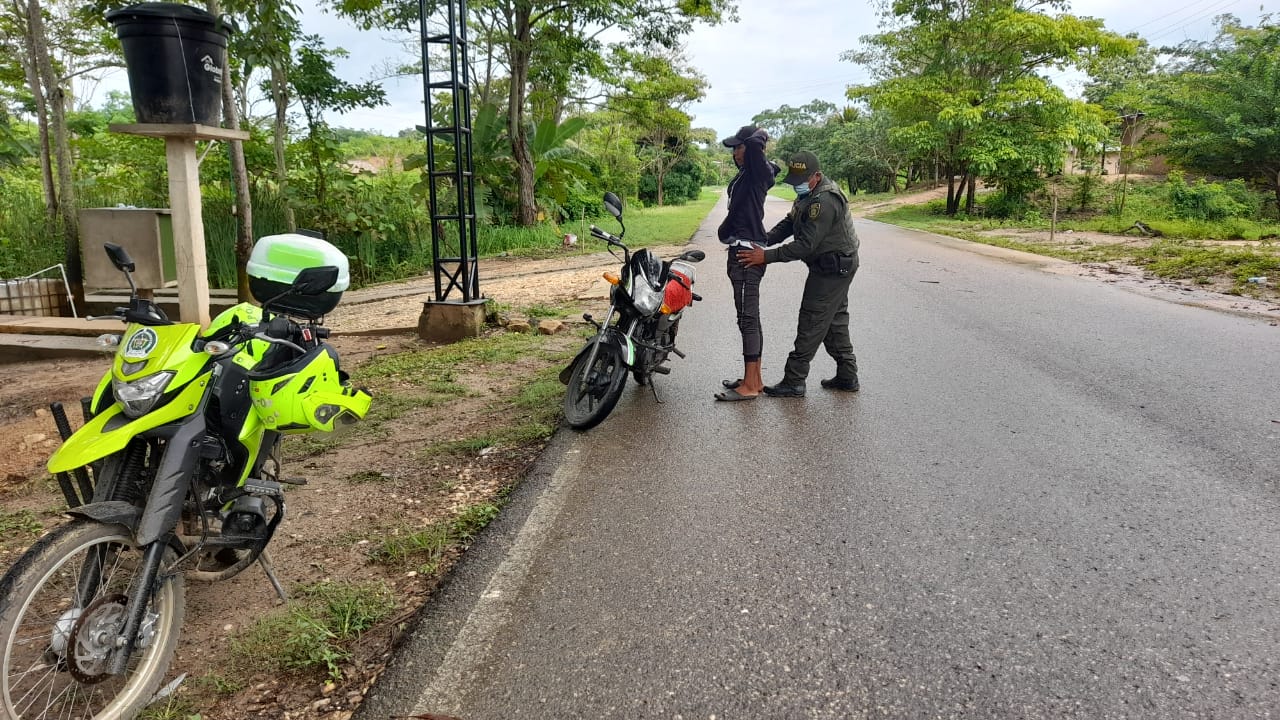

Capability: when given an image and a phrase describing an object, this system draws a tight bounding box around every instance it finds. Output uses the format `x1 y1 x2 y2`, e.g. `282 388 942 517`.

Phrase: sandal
714 388 757 402
721 378 743 389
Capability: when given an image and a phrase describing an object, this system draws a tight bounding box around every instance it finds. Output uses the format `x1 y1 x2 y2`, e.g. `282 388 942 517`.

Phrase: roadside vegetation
871 174 1280 295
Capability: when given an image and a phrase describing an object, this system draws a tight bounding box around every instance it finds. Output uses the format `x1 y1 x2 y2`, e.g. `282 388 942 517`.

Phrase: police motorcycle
560 192 705 430
0 234 371 719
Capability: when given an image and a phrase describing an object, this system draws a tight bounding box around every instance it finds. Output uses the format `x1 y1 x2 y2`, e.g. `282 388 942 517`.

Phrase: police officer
738 150 860 397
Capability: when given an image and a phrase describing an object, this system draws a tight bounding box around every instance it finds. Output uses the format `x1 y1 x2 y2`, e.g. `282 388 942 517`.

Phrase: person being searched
737 150 861 397
715 123 778 402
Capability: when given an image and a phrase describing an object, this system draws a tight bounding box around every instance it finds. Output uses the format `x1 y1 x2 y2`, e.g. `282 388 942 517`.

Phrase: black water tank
106 3 233 125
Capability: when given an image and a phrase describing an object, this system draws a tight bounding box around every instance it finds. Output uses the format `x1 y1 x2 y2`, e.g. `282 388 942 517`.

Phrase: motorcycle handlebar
589 225 623 245
265 314 297 340
253 332 307 355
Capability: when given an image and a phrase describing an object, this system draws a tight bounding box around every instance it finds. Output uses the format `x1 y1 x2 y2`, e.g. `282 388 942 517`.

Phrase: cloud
681 0 876 137
89 0 1277 135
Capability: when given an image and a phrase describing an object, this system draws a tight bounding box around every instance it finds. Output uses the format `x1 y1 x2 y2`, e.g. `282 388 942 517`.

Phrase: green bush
639 158 704 206
1166 172 1254 221
1068 173 1103 212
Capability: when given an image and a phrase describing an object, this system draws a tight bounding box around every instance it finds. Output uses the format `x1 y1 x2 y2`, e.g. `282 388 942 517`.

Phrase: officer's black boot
820 375 860 392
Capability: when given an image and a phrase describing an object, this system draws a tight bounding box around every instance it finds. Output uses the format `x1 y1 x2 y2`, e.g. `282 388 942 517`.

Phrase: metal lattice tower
419 0 479 303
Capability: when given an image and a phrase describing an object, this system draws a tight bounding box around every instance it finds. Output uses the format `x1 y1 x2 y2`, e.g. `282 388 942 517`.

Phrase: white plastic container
247 233 350 317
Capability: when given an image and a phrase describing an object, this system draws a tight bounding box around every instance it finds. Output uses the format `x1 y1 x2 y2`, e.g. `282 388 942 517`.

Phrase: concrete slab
0 333 109 363
0 315 120 337
418 300 489 343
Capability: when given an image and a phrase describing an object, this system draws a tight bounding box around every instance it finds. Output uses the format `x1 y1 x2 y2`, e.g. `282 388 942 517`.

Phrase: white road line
410 446 585 715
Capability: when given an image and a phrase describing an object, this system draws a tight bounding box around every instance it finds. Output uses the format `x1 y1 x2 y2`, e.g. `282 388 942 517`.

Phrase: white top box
247 233 350 292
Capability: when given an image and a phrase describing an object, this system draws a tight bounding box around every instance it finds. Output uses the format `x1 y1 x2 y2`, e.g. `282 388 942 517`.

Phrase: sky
92 0 1280 137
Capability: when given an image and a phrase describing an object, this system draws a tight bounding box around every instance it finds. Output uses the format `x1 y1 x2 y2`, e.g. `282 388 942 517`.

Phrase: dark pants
782 266 859 386
726 246 766 361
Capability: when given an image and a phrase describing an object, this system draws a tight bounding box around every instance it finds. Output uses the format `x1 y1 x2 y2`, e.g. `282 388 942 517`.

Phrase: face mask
794 183 810 197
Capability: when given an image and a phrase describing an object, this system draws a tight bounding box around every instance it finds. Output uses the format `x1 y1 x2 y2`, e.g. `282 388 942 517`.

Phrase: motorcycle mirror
603 192 623 220
104 243 136 273
291 266 339 296
681 250 706 262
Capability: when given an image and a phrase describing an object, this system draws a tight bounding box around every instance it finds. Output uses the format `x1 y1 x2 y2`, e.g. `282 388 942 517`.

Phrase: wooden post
165 136 210 325
1050 179 1058 243
108 124 249 327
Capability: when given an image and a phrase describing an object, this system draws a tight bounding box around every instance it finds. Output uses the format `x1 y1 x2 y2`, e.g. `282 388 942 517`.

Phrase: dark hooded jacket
717 134 774 245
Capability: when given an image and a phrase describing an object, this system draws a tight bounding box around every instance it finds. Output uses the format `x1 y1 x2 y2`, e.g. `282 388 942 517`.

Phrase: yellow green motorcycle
0 235 371 719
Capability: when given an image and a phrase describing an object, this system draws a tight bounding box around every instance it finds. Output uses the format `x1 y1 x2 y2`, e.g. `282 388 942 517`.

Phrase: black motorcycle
559 192 705 430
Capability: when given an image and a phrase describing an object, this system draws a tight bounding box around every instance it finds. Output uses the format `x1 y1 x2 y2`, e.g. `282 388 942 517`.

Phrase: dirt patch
969 227 1280 313
851 184 950 215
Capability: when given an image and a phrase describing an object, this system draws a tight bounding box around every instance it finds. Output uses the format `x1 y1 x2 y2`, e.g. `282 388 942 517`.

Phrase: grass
232 580 396 681
768 185 798 202
137 695 201 720
452 502 500 540
0 193 64 279
0 510 42 538
870 202 1280 293
370 500 503 572
603 188 720 248
383 365 564 464
359 329 547 380
525 303 571 319
513 367 568 428
343 469 391 484
196 671 244 697
368 523 452 571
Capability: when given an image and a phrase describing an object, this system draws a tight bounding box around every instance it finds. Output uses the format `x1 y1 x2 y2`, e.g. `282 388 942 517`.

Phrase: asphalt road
357 196 1280 719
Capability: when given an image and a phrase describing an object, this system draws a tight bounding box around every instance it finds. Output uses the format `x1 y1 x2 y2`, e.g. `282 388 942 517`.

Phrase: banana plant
530 116 592 218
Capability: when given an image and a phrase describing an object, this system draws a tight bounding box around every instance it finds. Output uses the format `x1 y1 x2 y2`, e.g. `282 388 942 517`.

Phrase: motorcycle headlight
112 371 175 418
630 280 663 315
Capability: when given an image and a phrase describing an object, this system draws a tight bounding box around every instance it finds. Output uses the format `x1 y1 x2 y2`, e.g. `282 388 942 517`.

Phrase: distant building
1065 115 1168 176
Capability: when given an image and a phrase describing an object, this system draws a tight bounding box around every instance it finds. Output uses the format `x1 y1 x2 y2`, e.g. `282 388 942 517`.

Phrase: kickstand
258 549 289 603
650 380 663 404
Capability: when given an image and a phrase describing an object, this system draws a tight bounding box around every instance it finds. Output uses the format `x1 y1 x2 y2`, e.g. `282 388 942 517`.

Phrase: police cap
783 150 821 185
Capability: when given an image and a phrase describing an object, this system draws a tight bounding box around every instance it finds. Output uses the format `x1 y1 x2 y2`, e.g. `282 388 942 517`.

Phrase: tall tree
335 0 733 225
606 46 704 207
206 0 254 301
290 34 386 221
1155 16 1280 210
845 0 1133 214
5 0 55 222
22 0 82 305
1083 35 1158 213
752 100 838 141
232 0 302 231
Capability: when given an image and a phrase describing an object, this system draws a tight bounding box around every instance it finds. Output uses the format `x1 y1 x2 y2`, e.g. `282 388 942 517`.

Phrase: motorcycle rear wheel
0 521 184 719
564 341 628 430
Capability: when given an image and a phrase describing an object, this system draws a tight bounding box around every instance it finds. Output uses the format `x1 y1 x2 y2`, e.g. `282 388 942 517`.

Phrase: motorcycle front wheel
563 341 628 430
0 521 185 719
